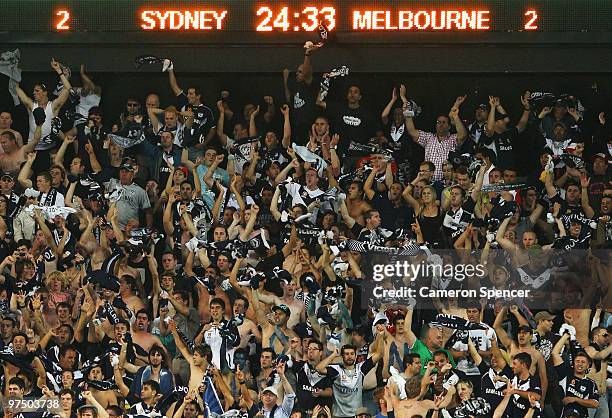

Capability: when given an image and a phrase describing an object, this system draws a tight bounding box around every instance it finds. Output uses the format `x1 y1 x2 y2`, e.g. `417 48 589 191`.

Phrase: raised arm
381 87 398 126
404 308 417 347
167 67 183 96
50 58 73 114
248 105 260 137
449 97 467 142
270 184 282 221
493 306 513 349
53 133 75 170
517 91 532 134
168 319 194 364
580 173 595 219
484 96 498 137
282 69 291 103
495 217 516 252
16 84 34 110
363 164 378 200
471 164 487 203
79 64 99 95
216 100 229 147
280 104 291 149
339 198 356 229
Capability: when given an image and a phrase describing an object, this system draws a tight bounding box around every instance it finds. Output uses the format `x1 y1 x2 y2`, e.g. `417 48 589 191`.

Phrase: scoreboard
2 0 612 44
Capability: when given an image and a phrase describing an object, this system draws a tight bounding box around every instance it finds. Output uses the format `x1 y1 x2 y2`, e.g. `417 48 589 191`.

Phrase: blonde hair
46 271 68 289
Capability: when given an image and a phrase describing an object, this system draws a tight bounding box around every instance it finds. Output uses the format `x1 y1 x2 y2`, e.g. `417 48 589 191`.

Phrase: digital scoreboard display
2 0 611 43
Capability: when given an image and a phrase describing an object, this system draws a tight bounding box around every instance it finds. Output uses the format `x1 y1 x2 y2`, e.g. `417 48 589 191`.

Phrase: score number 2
56 9 71 31
524 10 538 30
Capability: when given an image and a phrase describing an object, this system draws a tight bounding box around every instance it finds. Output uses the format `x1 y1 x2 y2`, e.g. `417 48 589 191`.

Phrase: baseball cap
553 121 566 129
517 325 533 333
355 407 372 417
272 304 291 316
0 173 13 181
534 311 556 322
495 112 509 121
120 161 135 172
373 311 388 326
592 152 607 162
262 386 279 397
476 103 488 111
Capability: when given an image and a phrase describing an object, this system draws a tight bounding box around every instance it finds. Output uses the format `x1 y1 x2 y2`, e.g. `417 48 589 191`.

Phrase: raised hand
216 99 224 112
598 111 606 125
580 171 590 188
521 91 531 110
280 104 289 116
391 87 398 102
454 94 467 108
50 58 62 73
282 68 290 81
399 84 407 101
538 106 552 118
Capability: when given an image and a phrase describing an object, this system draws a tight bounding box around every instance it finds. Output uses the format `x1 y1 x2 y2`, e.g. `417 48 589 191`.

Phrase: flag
203 376 224 416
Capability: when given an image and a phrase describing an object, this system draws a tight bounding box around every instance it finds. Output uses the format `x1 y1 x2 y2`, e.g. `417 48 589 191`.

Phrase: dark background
2 69 611 141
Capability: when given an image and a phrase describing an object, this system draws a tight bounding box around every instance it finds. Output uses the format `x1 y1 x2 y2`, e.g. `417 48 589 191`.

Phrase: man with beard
315 340 383 418
127 344 175 397
290 339 332 414
552 335 599 418
494 309 548 402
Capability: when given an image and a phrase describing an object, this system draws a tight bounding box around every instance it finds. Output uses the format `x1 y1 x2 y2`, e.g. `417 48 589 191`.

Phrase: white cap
262 386 279 397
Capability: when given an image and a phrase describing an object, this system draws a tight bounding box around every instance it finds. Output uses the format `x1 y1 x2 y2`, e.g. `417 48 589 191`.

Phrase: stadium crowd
0 44 610 418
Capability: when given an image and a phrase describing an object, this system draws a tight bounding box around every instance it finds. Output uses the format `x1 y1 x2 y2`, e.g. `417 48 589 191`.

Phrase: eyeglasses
602 334 610 337
436 120 448 124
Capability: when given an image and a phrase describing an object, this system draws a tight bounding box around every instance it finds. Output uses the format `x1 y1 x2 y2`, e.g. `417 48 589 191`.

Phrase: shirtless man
252 288 298 355
167 319 211 392
255 276 303 329
86 365 118 408
494 306 548 400
385 379 437 418
131 310 167 362
118 275 145 315
0 111 23 146
16 58 72 150
345 181 372 226
0 117 42 177
232 296 262 349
